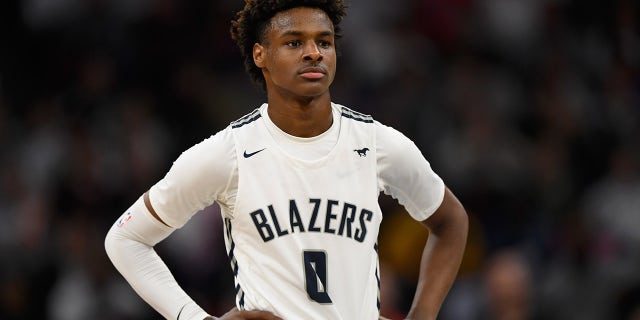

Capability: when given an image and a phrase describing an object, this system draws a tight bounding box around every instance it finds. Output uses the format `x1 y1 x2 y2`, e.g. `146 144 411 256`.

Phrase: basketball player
105 1 468 319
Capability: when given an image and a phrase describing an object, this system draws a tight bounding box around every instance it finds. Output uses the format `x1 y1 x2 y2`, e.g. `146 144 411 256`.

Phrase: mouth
298 66 326 80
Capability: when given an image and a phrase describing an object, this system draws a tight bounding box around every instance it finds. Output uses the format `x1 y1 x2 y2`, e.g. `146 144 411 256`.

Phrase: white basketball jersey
226 105 382 319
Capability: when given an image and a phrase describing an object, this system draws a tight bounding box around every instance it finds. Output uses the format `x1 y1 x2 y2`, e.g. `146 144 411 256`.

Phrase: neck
266 92 333 138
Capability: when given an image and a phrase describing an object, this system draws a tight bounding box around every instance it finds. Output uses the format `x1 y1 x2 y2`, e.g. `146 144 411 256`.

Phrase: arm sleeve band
104 196 212 320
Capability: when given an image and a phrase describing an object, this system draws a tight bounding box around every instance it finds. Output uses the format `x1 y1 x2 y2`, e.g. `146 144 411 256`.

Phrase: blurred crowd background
0 0 638 319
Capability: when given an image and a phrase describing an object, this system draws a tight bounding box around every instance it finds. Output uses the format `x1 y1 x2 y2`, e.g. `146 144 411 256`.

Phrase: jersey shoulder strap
231 108 262 129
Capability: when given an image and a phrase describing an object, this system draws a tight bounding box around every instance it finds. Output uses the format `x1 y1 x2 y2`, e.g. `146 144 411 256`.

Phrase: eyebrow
279 30 334 37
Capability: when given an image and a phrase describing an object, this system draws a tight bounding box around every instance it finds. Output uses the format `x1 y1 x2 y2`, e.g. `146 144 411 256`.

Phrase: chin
296 82 331 97
271 81 331 99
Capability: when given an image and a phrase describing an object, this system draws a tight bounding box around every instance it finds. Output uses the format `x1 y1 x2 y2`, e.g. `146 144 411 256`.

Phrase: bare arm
405 186 468 320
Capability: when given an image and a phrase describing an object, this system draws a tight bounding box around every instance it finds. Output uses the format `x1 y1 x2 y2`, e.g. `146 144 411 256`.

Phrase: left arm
405 186 468 320
374 122 468 319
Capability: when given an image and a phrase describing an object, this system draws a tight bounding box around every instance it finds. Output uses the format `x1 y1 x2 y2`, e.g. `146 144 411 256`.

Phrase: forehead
268 7 334 35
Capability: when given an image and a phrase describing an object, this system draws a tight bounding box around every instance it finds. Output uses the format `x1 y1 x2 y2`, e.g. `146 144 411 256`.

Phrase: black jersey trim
176 304 186 320
341 107 374 123
224 217 246 308
231 109 262 128
374 242 381 311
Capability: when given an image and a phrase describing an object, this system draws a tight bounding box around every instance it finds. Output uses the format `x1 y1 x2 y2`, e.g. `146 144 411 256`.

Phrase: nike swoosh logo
243 148 266 158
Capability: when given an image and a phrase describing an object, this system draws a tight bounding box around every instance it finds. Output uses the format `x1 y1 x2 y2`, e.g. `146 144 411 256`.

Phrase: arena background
0 0 638 319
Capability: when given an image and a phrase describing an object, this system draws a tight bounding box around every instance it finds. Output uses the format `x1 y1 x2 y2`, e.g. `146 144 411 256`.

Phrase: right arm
104 194 211 320
105 129 281 320
104 194 282 320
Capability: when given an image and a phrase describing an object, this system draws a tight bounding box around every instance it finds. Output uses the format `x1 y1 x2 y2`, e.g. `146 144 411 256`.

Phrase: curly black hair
230 0 347 91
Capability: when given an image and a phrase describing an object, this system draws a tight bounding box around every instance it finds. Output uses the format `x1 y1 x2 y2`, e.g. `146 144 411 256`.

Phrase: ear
253 43 266 68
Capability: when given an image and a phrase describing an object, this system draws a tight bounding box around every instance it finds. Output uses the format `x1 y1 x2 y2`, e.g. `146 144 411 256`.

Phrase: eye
318 40 332 48
286 40 302 47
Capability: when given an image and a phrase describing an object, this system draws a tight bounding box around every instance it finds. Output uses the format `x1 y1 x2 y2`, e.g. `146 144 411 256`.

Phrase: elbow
104 226 118 264
104 224 132 268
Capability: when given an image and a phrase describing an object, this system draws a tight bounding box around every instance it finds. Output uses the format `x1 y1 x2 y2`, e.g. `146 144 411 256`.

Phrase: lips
299 66 326 79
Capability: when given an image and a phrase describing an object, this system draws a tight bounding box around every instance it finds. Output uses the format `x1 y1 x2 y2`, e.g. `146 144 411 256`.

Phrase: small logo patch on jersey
354 148 369 157
243 148 266 158
117 211 132 227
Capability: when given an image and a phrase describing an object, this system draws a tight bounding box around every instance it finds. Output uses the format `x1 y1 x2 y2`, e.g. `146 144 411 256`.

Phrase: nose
303 42 322 62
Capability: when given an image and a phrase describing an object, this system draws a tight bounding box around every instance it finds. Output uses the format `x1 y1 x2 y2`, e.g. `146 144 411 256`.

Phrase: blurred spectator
482 249 534 320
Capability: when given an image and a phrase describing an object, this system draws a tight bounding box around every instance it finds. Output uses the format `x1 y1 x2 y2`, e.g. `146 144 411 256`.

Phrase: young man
105 1 468 319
